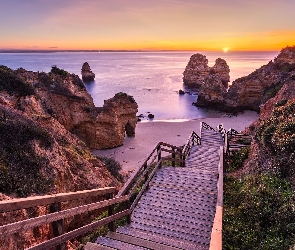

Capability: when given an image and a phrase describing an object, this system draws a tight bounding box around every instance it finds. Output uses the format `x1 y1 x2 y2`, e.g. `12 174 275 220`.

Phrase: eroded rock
183 53 230 88
81 62 95 81
194 46 295 113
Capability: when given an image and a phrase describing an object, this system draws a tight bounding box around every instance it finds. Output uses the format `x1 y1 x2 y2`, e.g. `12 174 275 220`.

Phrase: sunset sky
0 0 294 51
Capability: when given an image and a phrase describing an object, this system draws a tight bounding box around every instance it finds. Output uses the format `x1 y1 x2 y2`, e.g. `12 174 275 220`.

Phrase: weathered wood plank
96 236 147 250
84 242 115 250
117 226 208 250
107 231 181 250
132 210 214 231
130 222 211 246
0 196 129 236
0 187 116 213
27 209 131 250
137 198 216 215
134 203 215 223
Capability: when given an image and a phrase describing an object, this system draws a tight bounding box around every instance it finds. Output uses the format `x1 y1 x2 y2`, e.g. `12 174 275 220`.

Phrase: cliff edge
194 46 295 113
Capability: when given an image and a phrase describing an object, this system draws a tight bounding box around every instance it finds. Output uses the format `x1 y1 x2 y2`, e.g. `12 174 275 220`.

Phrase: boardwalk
87 125 224 250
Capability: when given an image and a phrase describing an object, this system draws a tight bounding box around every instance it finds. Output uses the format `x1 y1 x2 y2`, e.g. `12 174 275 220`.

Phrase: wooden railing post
157 145 162 168
172 149 175 167
143 162 148 182
107 193 116 232
49 202 66 250
126 199 132 224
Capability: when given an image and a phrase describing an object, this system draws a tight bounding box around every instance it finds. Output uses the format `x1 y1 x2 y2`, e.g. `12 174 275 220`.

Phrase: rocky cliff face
81 62 95 81
195 46 295 113
0 65 134 249
183 53 230 88
0 66 138 149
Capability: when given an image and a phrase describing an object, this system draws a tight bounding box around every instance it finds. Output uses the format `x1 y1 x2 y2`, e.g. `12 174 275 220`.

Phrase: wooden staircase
85 123 224 250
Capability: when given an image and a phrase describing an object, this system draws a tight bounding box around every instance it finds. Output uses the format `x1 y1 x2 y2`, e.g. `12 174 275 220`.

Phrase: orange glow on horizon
1 30 294 52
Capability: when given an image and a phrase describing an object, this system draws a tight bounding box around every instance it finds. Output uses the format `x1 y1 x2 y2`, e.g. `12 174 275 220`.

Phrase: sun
222 47 230 52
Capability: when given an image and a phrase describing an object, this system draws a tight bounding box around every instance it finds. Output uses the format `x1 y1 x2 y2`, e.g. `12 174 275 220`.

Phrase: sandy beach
92 110 259 172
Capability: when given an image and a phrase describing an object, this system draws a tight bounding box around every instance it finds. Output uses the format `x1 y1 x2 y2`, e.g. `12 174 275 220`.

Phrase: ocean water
0 51 278 121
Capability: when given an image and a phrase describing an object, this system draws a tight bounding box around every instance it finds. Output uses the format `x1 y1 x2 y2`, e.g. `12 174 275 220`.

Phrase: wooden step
85 242 115 250
134 203 216 225
131 209 214 231
151 177 217 188
154 167 218 178
136 200 216 218
106 232 182 250
147 185 217 202
96 236 147 250
136 196 217 214
117 226 208 250
129 221 211 245
150 182 217 193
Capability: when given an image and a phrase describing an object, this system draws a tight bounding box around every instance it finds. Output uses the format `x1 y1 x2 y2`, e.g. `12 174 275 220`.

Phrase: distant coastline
0 49 142 53
0 49 279 53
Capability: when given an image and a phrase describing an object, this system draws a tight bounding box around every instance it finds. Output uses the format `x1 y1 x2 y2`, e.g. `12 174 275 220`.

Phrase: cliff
183 53 230 88
195 46 295 113
0 65 136 249
0 66 138 149
223 48 295 249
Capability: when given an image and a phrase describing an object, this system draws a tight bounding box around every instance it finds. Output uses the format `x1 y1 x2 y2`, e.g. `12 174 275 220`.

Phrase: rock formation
83 92 138 149
0 65 136 249
194 46 295 113
183 53 230 88
81 62 95 81
0 66 138 149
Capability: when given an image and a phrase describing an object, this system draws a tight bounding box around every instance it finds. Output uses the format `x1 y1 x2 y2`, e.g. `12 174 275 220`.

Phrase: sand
92 110 259 172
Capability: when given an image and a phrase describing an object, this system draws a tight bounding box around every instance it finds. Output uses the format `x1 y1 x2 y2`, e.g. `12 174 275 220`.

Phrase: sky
0 0 294 51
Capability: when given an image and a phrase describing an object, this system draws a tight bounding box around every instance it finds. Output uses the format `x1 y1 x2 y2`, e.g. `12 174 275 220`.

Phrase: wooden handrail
0 187 116 213
130 160 162 211
209 146 224 250
201 121 216 131
182 131 201 162
27 209 131 250
0 195 129 237
0 187 127 250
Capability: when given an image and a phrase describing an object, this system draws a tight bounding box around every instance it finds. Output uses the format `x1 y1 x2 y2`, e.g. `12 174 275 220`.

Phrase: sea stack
183 53 230 88
194 46 295 113
81 62 95 81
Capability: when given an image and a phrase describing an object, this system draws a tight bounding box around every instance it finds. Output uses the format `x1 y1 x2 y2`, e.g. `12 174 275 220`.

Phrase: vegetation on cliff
0 110 54 197
0 65 35 96
223 99 295 250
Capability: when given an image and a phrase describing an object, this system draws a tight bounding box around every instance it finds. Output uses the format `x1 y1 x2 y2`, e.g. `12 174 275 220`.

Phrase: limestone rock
212 58 230 88
183 54 230 88
183 54 210 87
86 93 138 149
194 46 295 113
0 66 138 150
81 62 95 81
0 65 129 249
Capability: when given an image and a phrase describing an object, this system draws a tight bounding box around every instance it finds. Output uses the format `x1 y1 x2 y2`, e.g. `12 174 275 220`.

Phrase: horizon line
0 48 281 53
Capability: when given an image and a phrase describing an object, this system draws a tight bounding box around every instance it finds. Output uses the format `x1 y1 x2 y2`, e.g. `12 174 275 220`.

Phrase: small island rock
81 62 95 81
183 53 230 88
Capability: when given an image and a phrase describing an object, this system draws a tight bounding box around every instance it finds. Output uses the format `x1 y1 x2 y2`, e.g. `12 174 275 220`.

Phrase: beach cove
93 110 259 172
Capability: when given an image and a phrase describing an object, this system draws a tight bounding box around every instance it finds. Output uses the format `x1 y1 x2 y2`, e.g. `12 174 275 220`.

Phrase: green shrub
223 174 295 250
274 99 288 108
0 113 54 197
50 65 69 76
226 146 250 173
0 65 35 96
115 92 136 103
97 156 123 181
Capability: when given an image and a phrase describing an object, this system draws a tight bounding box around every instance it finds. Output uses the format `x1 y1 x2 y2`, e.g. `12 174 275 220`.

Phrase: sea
0 51 278 121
